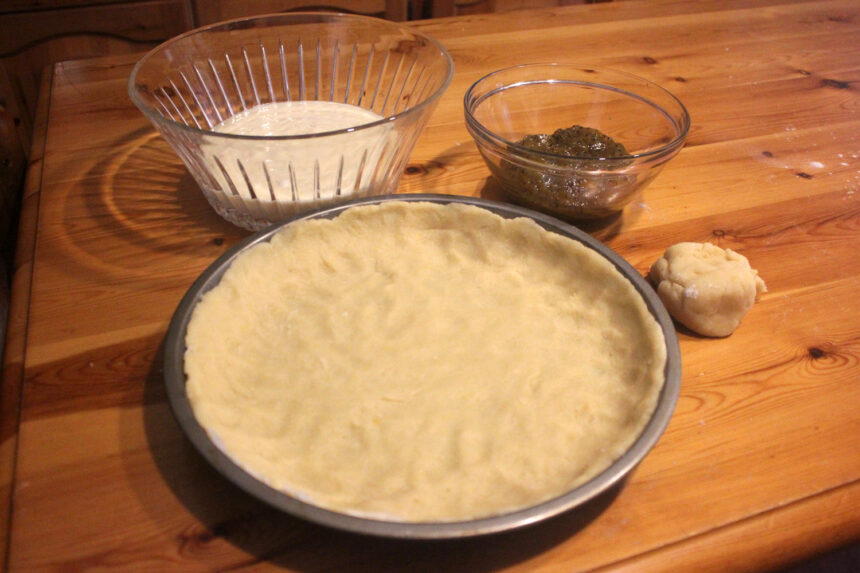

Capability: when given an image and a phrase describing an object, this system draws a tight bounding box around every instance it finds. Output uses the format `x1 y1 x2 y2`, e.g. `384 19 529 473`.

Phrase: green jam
516 125 628 159
497 125 633 219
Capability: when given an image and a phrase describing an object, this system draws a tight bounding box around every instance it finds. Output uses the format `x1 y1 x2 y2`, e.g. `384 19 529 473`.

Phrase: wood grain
193 0 409 24
0 0 193 138
2 0 859 570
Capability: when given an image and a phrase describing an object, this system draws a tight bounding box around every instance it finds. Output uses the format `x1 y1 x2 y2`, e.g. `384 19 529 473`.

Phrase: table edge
0 63 53 572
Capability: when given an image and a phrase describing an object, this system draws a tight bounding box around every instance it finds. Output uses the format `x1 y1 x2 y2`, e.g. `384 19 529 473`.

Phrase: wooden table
2 0 858 570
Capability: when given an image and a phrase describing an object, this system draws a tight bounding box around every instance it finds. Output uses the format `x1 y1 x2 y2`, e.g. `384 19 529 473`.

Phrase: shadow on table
777 543 860 573
139 341 625 571
476 175 635 244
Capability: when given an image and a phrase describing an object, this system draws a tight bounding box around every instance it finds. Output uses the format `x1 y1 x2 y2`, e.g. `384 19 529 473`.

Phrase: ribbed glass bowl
129 13 454 230
464 63 690 220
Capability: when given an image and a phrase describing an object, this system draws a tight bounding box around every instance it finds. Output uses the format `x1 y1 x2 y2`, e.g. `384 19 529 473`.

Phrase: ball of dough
649 242 766 337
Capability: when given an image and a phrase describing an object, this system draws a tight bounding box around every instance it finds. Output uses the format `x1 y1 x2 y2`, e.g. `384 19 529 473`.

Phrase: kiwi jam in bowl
464 63 690 220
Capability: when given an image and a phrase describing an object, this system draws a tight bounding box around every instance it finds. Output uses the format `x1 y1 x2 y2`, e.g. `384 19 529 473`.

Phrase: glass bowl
129 13 454 230
464 63 690 220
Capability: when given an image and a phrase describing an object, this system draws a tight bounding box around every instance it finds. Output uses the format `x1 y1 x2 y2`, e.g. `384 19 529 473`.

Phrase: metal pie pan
163 193 681 539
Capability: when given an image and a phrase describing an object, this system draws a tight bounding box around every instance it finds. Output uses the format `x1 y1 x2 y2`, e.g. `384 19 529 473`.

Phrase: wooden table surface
2 0 858 570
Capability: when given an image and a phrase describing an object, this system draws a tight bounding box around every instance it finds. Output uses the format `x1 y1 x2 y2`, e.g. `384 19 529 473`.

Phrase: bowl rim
163 193 682 539
128 12 455 141
463 62 691 164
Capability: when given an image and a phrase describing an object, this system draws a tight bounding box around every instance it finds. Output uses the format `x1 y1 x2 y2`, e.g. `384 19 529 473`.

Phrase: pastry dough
185 202 667 522
649 242 766 337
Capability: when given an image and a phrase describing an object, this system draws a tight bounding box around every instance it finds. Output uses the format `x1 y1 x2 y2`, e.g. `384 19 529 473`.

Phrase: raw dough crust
185 202 667 522
649 242 766 337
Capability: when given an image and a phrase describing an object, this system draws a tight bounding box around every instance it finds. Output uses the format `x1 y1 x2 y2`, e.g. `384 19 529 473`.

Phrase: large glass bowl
464 63 689 220
129 13 454 230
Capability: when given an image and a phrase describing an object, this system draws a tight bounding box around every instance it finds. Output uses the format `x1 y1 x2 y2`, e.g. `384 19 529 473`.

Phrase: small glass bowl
129 13 454 231
464 63 690 220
